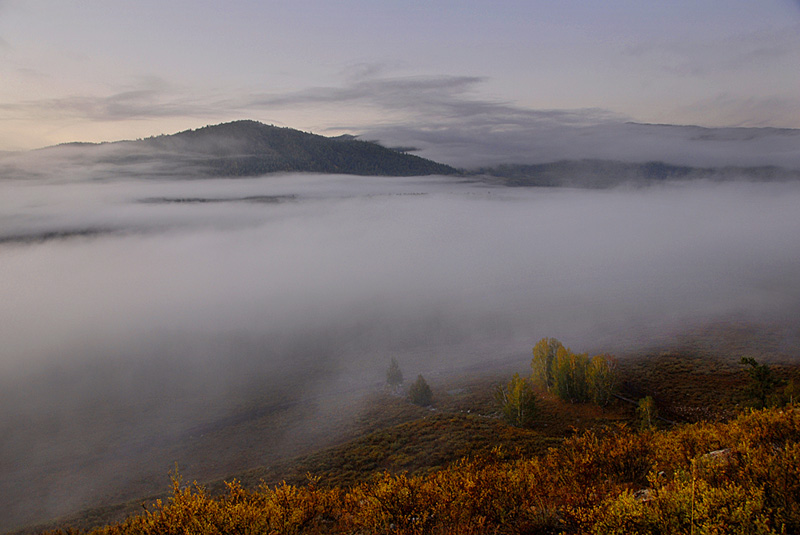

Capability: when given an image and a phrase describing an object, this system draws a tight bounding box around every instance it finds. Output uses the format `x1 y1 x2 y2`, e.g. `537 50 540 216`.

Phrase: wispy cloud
241 75 487 112
235 75 622 129
677 93 800 128
2 70 799 169
338 60 404 83
0 69 618 127
624 25 800 78
0 75 221 123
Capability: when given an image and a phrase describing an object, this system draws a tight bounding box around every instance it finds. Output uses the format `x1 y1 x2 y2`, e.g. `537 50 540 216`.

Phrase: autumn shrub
591 468 775 534
586 408 800 534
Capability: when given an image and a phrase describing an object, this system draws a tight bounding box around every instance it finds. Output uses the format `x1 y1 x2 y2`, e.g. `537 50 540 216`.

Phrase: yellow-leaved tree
495 373 538 427
532 338 618 405
531 337 563 390
587 353 617 406
552 346 590 403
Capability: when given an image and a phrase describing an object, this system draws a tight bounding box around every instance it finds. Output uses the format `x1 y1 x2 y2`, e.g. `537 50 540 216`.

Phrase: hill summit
132 120 458 177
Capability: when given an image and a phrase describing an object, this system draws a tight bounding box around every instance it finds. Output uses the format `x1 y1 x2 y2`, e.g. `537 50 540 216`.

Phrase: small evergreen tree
409 375 433 407
386 358 403 390
740 356 778 408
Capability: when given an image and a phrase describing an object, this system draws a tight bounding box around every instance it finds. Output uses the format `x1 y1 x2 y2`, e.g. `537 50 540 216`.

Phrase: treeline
45 407 800 534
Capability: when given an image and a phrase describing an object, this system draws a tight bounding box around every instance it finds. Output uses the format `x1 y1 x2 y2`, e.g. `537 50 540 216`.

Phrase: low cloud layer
2 172 800 529
3 174 800 380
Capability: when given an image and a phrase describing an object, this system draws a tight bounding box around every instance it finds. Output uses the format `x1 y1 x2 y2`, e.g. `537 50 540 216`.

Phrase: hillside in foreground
36 407 800 534
20 321 800 534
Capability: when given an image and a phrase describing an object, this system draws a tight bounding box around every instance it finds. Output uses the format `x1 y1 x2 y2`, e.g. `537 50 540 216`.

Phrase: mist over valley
3 1 800 530
2 122 800 531
2 176 800 528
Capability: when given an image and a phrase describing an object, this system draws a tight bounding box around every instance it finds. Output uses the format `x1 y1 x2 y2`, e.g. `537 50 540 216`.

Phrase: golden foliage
532 338 618 405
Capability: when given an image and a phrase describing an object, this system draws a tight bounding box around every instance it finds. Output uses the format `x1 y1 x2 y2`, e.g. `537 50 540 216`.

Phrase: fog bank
2 173 800 529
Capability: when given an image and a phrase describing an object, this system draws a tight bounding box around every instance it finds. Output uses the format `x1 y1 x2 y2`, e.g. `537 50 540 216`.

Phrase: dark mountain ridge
82 120 459 177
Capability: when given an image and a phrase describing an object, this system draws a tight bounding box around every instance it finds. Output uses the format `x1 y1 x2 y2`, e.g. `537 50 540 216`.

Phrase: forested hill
133 120 459 177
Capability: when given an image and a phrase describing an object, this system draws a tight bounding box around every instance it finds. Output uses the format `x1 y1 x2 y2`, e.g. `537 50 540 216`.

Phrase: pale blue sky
1 0 799 151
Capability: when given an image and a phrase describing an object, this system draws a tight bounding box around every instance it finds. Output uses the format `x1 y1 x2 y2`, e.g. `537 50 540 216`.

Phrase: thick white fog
2 172 800 528
3 174 799 374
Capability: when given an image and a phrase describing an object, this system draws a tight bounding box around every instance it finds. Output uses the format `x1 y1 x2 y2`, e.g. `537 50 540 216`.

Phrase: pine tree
409 375 433 407
386 358 403 390
740 357 778 408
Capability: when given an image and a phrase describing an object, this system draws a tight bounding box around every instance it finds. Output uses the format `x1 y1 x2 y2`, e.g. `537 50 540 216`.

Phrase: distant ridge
130 120 459 177
473 159 800 188
13 120 800 185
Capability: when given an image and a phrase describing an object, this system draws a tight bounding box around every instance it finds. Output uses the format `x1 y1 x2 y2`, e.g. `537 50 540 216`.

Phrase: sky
1 0 800 152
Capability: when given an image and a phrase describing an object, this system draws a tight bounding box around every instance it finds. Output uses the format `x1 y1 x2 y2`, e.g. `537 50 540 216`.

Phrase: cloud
677 93 800 128
236 75 623 131
3 70 800 169
338 60 404 82
223 73 800 169
0 66 622 130
241 75 487 111
624 25 800 78
0 76 212 121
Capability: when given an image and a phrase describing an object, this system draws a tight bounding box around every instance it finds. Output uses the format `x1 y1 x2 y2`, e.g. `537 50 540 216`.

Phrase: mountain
72 120 460 178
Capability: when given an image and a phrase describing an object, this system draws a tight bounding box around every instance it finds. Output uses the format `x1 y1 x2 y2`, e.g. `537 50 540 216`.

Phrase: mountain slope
113 120 459 177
